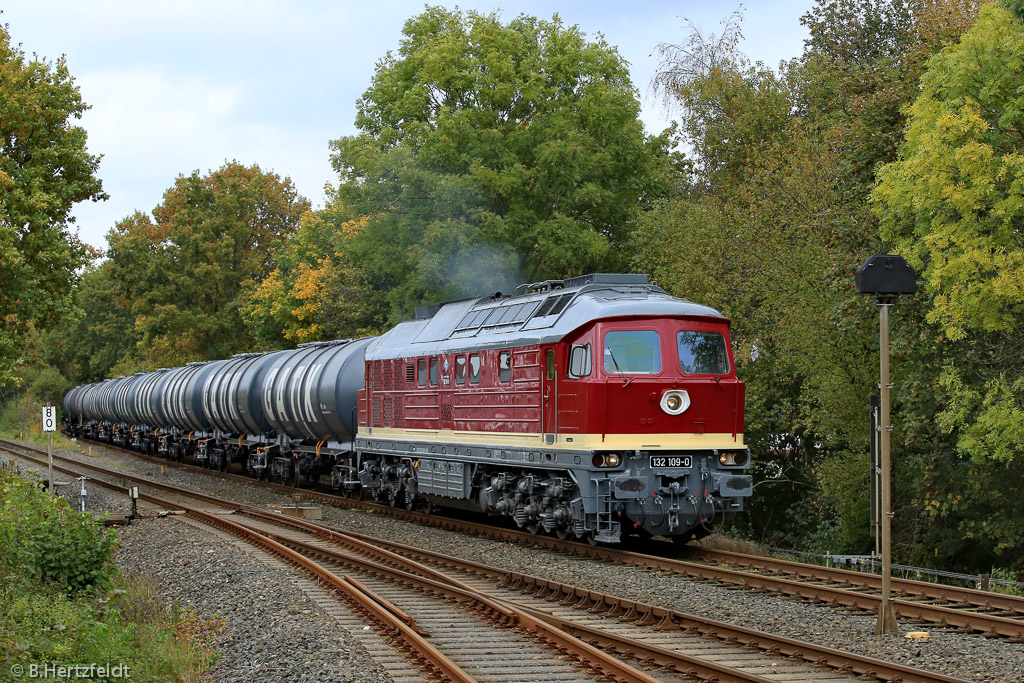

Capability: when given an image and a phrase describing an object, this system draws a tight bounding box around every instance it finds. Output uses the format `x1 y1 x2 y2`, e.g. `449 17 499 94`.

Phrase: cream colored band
363 426 746 451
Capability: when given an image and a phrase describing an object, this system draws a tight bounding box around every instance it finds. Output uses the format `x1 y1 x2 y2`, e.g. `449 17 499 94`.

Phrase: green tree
638 0 984 556
873 4 1024 474
48 262 140 383
105 162 308 368
329 6 672 322
0 23 105 384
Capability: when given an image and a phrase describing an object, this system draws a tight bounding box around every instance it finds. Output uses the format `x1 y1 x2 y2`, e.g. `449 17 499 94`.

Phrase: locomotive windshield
603 330 662 374
677 330 730 374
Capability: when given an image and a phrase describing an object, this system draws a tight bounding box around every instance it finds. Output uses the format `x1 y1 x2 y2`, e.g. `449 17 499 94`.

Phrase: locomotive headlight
719 450 750 467
660 390 691 416
591 453 622 468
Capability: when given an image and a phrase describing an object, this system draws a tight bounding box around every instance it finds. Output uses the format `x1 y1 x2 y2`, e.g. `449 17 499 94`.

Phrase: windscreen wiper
606 348 633 387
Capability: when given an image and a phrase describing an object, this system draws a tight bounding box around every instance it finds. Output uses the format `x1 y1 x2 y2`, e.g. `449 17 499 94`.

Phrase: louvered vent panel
371 398 382 427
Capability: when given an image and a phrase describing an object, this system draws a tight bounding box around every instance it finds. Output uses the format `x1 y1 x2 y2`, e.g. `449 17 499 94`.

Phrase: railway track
33 434 1024 644
0 439 981 683
1 441 655 682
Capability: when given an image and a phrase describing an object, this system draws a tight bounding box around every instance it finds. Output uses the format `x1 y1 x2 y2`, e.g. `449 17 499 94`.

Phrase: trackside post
856 255 916 636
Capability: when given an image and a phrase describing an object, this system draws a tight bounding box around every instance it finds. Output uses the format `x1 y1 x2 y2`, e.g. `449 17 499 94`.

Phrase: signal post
856 255 916 636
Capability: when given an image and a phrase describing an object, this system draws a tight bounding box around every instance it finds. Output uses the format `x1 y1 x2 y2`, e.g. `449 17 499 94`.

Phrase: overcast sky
3 0 815 251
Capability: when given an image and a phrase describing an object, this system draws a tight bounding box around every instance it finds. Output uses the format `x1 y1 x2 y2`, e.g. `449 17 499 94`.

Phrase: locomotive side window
546 350 555 380
678 331 730 374
429 358 439 386
455 355 466 385
499 351 511 382
417 359 427 387
469 354 481 384
603 331 661 374
568 344 591 378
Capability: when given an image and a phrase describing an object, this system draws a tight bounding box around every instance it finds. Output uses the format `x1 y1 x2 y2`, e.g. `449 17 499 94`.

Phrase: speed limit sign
42 406 56 432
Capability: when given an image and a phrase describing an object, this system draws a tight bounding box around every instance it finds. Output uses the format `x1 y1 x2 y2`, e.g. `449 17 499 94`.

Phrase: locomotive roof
365 273 727 360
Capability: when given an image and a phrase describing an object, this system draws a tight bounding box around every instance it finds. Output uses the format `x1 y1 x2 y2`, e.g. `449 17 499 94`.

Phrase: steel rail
1 442 669 683
2 441 984 683
230 513 777 683
233 507 976 683
19 437 1024 642
0 443 475 682
687 547 1024 616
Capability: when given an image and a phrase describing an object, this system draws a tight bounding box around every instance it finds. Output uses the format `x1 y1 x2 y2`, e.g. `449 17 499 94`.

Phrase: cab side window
568 343 591 378
469 354 481 384
429 358 439 386
499 351 511 383
417 359 427 387
455 355 466 385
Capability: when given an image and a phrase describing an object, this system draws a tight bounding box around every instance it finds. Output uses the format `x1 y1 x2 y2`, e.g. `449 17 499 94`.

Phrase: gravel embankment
37 442 1024 682
115 518 391 683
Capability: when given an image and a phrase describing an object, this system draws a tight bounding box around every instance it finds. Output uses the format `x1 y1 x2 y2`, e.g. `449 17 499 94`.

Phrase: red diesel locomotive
65 273 752 544
347 273 751 543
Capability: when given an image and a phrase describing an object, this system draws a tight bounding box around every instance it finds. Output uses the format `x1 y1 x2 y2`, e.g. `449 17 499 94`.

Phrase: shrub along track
0 438 979 683
36 434 1024 644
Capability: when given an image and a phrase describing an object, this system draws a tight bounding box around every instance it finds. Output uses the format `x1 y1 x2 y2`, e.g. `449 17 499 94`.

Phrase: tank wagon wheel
526 521 543 535
555 527 572 541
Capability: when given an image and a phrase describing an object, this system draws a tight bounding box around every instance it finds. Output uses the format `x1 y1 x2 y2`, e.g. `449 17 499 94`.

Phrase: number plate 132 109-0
650 455 692 469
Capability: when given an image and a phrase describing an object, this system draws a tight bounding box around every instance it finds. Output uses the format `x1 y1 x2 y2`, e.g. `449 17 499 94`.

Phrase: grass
1 575 221 682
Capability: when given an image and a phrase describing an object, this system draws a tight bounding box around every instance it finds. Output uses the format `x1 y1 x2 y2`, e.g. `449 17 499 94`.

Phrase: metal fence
765 546 1024 593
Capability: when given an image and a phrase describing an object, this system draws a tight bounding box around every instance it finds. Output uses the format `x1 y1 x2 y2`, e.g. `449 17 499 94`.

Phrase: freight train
64 274 752 544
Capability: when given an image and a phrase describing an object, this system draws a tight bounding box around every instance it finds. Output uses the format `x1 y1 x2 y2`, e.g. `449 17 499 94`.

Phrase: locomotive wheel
555 526 571 541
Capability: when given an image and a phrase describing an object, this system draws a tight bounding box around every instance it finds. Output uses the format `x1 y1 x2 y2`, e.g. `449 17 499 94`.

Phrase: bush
0 470 220 681
0 468 117 592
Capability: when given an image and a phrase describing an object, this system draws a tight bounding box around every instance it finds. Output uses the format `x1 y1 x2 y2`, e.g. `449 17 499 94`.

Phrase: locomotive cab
551 314 751 540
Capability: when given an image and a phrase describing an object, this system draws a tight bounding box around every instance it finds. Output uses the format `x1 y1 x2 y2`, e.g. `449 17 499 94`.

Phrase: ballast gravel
115 519 391 683
41 441 1024 683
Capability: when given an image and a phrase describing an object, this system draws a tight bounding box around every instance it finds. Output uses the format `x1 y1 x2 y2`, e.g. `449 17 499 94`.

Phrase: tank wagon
65 274 752 543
